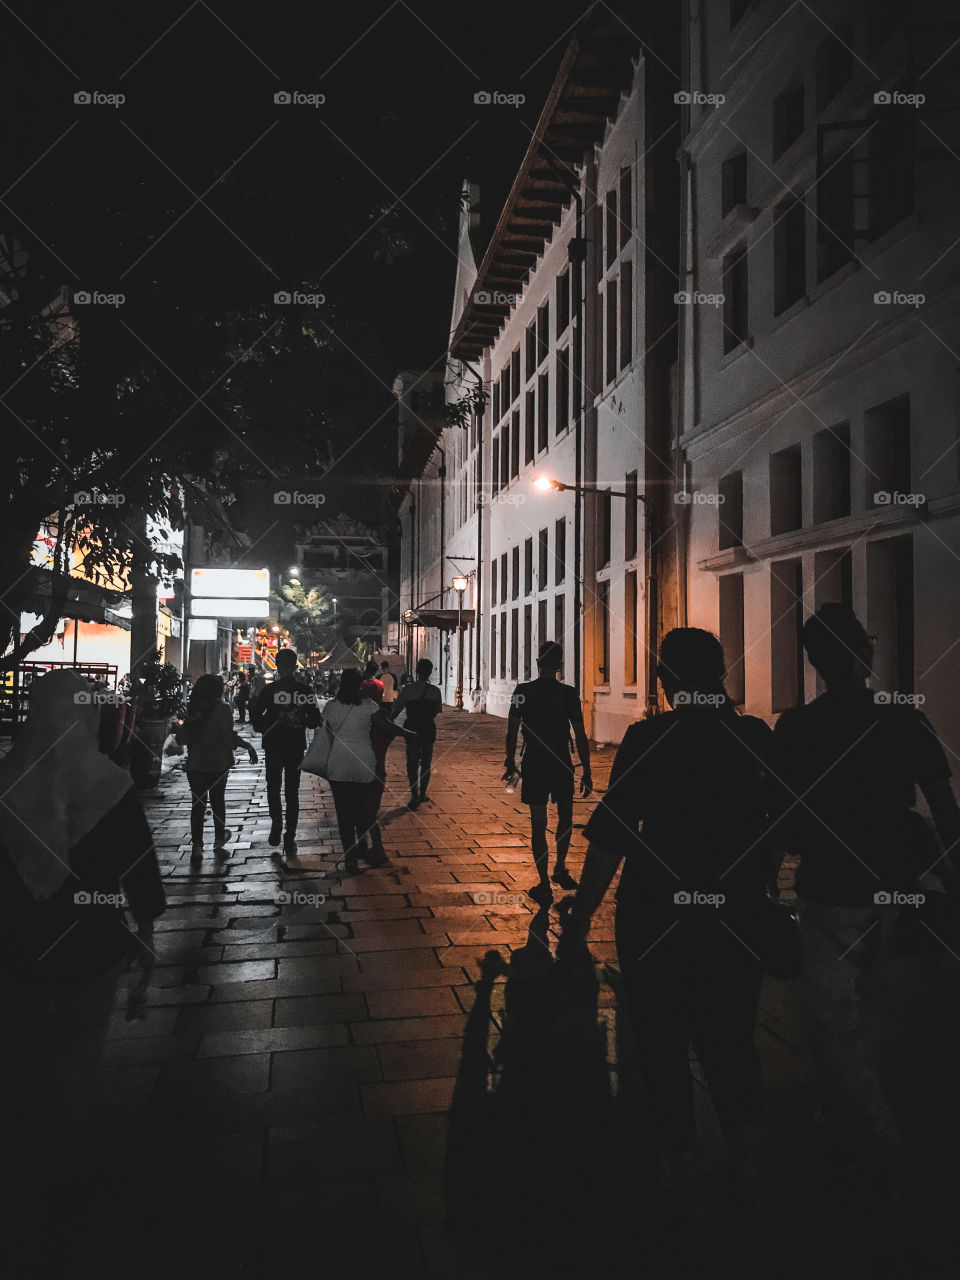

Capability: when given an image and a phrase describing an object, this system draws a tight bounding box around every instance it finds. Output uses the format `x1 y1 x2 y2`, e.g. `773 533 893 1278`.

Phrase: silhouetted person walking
504 641 592 906
250 648 320 857
560 628 781 1200
773 603 960 1174
234 671 250 723
176 674 258 865
393 657 442 808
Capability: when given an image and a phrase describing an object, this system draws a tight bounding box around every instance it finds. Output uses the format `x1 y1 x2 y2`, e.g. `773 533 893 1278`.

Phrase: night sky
3 0 644 561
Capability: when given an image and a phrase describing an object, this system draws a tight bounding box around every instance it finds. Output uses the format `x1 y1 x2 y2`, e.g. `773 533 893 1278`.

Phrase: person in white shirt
379 661 398 709
321 667 416 872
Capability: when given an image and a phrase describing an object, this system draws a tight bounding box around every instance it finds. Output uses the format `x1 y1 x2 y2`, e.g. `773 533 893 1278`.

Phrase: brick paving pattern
14 709 960 1278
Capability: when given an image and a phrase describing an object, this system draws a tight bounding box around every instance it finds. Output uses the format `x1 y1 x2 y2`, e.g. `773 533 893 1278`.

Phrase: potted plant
129 650 185 789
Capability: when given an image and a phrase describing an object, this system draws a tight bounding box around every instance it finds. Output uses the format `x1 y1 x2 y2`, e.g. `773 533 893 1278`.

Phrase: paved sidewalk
15 709 960 1278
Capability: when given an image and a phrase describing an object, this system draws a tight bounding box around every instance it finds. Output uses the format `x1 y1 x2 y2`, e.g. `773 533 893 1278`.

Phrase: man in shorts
504 641 592 906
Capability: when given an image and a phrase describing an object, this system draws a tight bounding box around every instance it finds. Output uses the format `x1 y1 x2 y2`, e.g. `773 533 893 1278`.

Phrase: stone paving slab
21 706 960 1276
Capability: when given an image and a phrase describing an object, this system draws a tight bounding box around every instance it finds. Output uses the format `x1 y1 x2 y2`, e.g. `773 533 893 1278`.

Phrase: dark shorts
520 757 574 806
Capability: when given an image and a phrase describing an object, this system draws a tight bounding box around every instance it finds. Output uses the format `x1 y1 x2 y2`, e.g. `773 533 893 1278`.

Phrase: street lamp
451 576 468 710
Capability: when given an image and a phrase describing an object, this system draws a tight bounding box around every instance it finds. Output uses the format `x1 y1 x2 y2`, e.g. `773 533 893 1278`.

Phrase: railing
0 661 119 734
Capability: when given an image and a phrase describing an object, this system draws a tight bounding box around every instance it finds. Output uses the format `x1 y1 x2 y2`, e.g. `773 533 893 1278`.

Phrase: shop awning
404 608 476 632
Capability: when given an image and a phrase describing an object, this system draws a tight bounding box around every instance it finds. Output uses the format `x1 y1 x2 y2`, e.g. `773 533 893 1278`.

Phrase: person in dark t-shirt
559 629 780 1192
773 604 960 1163
504 641 592 906
393 658 442 808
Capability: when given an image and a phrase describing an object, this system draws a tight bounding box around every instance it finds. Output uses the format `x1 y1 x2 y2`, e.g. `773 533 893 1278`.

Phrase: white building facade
398 18 680 739
679 0 960 758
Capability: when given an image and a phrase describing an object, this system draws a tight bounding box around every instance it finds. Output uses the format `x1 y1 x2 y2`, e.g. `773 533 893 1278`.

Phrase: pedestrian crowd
1 609 957 1222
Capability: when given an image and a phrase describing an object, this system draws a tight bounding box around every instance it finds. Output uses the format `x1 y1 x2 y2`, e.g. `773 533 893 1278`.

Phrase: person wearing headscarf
0 668 166 1189
176 674 257 865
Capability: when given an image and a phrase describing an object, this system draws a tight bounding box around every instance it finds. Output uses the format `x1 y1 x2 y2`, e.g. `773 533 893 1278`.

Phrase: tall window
605 188 618 268
625 571 638 686
556 271 570 335
597 580 610 683
500 426 510 487
523 605 532 680
605 278 618 383
538 527 549 586
864 394 910 506
510 409 520 478
537 373 549 451
555 517 566 584
774 197 806 314
491 615 497 679
524 537 533 596
813 424 851 522
490 558 498 605
625 470 638 560
723 245 749 353
619 260 633 370
721 151 748 217
511 545 520 600
510 348 520 399
492 438 500 495
770 445 803 534
815 27 853 111
719 574 745 704
510 607 519 680
525 391 535 463
554 594 565 658
525 320 537 381
599 490 612 567
773 84 805 159
619 165 632 249
538 598 548 647
719 471 744 548
500 552 508 605
556 347 570 434
771 559 804 711
500 613 507 680
537 302 550 365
